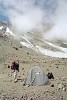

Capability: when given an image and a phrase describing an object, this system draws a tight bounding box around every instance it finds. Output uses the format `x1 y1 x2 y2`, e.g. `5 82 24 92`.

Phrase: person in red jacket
11 60 19 82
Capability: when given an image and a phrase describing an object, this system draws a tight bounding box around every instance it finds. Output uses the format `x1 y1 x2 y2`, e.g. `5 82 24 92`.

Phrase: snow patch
36 45 67 58
6 27 15 37
20 41 33 48
21 36 31 44
0 26 3 30
45 41 67 52
20 37 67 58
64 42 67 44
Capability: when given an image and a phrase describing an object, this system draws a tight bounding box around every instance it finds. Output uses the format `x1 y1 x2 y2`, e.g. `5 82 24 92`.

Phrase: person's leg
14 70 17 82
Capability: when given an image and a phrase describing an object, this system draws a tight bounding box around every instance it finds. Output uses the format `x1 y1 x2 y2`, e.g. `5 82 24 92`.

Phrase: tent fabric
25 66 48 86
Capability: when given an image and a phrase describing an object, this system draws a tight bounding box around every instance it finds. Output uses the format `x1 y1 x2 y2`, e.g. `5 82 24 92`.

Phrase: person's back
15 62 19 72
11 60 19 71
15 60 19 72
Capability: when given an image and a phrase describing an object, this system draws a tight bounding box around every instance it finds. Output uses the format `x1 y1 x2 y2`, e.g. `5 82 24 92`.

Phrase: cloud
8 8 44 33
45 0 67 41
3 0 67 42
0 0 57 33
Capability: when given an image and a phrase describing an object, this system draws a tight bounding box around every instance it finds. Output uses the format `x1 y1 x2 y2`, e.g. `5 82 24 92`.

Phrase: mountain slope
0 21 67 58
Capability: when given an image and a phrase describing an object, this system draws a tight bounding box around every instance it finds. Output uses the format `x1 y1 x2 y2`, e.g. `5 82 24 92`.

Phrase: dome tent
24 66 48 86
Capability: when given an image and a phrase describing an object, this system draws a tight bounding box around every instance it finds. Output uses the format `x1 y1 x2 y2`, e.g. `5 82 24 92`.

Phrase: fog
0 0 67 41
45 0 67 41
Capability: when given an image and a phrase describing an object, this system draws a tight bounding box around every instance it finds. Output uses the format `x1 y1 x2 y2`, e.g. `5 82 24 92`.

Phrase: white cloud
8 7 44 33
1 0 67 42
45 0 67 41
0 0 47 34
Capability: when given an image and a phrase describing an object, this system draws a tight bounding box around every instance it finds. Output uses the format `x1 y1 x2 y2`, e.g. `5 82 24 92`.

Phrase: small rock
8 65 10 68
56 66 59 68
22 68 24 70
60 96 63 100
46 69 49 71
23 73 24 75
13 47 18 50
30 98 33 100
58 84 63 89
49 65 51 67
22 61 26 63
26 85 29 87
23 83 25 86
27 52 29 55
20 95 23 99
19 46 22 48
51 84 54 87
62 87 66 91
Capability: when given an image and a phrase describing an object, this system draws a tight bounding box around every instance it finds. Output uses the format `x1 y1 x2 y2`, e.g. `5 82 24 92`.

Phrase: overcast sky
0 0 67 41
0 0 57 22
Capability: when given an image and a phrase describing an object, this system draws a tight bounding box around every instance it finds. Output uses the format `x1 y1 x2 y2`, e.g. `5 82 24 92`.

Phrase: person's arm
18 65 19 72
17 64 19 72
